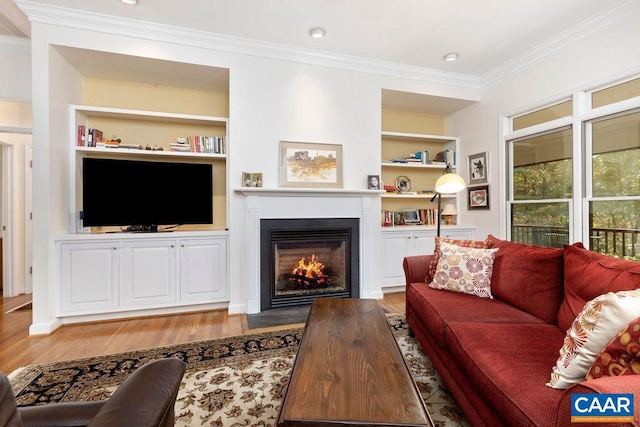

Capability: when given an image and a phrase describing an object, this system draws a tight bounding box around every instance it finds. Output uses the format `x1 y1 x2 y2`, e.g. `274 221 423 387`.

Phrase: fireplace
260 218 360 310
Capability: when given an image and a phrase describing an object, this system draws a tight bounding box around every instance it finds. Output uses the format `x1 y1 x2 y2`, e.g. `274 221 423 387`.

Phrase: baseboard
29 318 63 336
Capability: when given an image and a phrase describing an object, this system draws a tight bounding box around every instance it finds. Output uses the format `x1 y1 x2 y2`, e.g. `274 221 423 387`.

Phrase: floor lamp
430 165 466 237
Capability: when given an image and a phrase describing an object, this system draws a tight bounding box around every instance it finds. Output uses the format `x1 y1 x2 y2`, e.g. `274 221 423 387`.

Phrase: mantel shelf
234 188 385 197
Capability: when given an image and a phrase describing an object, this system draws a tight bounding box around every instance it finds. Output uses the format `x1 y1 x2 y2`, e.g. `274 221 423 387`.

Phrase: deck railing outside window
511 225 640 259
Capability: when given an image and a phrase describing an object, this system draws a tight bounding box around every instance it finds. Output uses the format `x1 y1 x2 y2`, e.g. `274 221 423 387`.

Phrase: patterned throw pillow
587 316 640 380
425 237 490 284
547 289 640 389
428 242 498 298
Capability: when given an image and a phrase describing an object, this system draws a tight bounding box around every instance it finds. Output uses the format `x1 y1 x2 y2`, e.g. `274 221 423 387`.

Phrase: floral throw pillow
586 316 640 380
424 237 490 284
547 289 640 389
428 242 498 298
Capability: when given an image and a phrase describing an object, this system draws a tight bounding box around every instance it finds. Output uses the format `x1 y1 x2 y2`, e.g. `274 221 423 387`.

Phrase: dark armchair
0 358 186 427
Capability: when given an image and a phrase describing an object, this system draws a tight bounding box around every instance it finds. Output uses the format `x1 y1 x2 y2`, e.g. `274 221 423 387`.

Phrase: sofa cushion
406 282 547 347
548 289 640 389
445 321 566 427
425 237 490 284
429 242 498 298
587 316 640 380
557 243 640 332
486 235 565 324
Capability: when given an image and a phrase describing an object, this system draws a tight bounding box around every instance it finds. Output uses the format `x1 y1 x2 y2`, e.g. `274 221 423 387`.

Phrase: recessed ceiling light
308 27 326 39
443 52 459 62
120 0 138 5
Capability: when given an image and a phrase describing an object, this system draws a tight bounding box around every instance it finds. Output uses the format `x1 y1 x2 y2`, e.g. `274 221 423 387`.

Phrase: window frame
502 75 640 249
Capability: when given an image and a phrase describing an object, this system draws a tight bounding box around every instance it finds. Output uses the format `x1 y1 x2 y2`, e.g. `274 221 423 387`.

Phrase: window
509 129 572 247
592 77 640 109
587 111 640 259
512 100 572 131
505 74 640 256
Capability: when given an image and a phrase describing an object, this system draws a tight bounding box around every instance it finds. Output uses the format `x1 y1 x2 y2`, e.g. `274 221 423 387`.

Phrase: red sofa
404 235 640 427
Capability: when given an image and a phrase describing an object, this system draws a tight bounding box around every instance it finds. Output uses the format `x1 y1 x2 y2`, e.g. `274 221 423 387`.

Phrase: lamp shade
442 204 458 216
435 172 466 194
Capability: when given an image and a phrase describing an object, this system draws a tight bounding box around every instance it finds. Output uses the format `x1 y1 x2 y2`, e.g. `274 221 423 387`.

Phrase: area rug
10 314 469 427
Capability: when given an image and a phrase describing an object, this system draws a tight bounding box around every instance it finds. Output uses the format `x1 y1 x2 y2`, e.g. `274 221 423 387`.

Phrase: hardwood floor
0 293 406 375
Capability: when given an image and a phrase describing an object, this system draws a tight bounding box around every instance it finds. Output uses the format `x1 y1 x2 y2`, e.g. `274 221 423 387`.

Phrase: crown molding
480 0 640 88
0 34 30 56
17 0 637 91
16 0 480 90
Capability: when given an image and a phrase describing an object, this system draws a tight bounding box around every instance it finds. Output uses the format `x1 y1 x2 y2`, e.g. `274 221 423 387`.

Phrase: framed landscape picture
468 185 490 210
279 141 343 188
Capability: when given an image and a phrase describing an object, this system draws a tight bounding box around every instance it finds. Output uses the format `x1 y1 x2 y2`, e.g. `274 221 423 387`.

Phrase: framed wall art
467 151 488 185
468 185 490 210
279 141 343 188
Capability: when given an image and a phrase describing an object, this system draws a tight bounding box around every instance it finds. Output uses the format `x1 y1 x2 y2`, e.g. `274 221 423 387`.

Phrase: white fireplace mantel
235 187 383 313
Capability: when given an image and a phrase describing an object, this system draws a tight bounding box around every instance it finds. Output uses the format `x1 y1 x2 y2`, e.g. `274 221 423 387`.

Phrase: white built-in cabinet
56 232 228 317
381 227 474 286
58 103 230 321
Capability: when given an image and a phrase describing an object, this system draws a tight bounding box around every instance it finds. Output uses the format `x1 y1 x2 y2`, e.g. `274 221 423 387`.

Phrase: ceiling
2 0 639 114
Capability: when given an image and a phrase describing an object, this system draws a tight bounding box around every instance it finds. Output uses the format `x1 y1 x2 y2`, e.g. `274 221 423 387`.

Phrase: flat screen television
82 157 213 231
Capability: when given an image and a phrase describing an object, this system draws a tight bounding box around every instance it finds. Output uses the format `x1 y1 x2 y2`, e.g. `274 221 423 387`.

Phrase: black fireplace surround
260 218 360 311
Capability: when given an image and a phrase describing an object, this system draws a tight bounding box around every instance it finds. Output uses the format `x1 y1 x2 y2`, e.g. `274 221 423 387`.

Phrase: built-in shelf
381 162 448 169
75 146 226 160
381 193 455 199
73 105 227 126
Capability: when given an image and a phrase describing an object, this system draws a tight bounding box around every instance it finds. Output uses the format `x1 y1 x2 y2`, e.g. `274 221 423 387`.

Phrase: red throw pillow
486 235 565 324
558 244 640 332
424 237 490 284
587 316 640 380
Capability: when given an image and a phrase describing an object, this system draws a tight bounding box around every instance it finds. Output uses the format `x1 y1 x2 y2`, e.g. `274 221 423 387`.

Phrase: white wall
0 35 31 102
447 10 640 240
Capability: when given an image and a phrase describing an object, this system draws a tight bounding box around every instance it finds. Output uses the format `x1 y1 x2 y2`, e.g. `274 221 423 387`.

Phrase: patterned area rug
10 314 468 427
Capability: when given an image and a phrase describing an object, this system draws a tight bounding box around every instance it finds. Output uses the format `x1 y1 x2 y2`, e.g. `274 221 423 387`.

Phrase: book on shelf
86 128 103 148
77 125 86 147
181 135 226 154
381 208 439 226
435 149 456 166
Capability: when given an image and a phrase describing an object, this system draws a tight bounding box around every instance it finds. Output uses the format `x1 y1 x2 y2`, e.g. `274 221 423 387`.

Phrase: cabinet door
381 231 413 285
59 242 119 314
412 230 437 255
440 229 474 240
121 240 177 307
180 238 228 302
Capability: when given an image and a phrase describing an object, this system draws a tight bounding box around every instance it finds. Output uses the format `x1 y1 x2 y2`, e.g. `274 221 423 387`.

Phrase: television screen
82 158 213 229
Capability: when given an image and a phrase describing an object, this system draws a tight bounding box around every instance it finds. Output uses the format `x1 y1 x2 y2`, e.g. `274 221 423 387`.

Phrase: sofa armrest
403 255 433 285
556 376 640 426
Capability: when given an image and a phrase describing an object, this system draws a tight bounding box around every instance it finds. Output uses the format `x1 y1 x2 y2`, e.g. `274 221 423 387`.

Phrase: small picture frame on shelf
242 172 263 187
395 175 411 193
468 185 490 210
468 152 488 185
402 209 422 224
368 175 380 190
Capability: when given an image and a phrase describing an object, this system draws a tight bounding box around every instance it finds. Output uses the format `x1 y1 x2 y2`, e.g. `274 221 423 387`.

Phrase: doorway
0 134 32 297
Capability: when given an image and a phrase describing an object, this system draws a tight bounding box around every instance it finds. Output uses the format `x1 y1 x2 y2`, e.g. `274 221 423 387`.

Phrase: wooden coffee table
277 298 433 426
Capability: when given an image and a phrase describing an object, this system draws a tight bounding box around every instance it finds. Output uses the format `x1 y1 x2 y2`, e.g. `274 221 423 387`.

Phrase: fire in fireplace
260 218 359 310
290 253 329 288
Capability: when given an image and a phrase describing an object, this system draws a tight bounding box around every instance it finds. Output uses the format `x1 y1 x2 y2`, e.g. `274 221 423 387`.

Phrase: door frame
0 126 32 297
